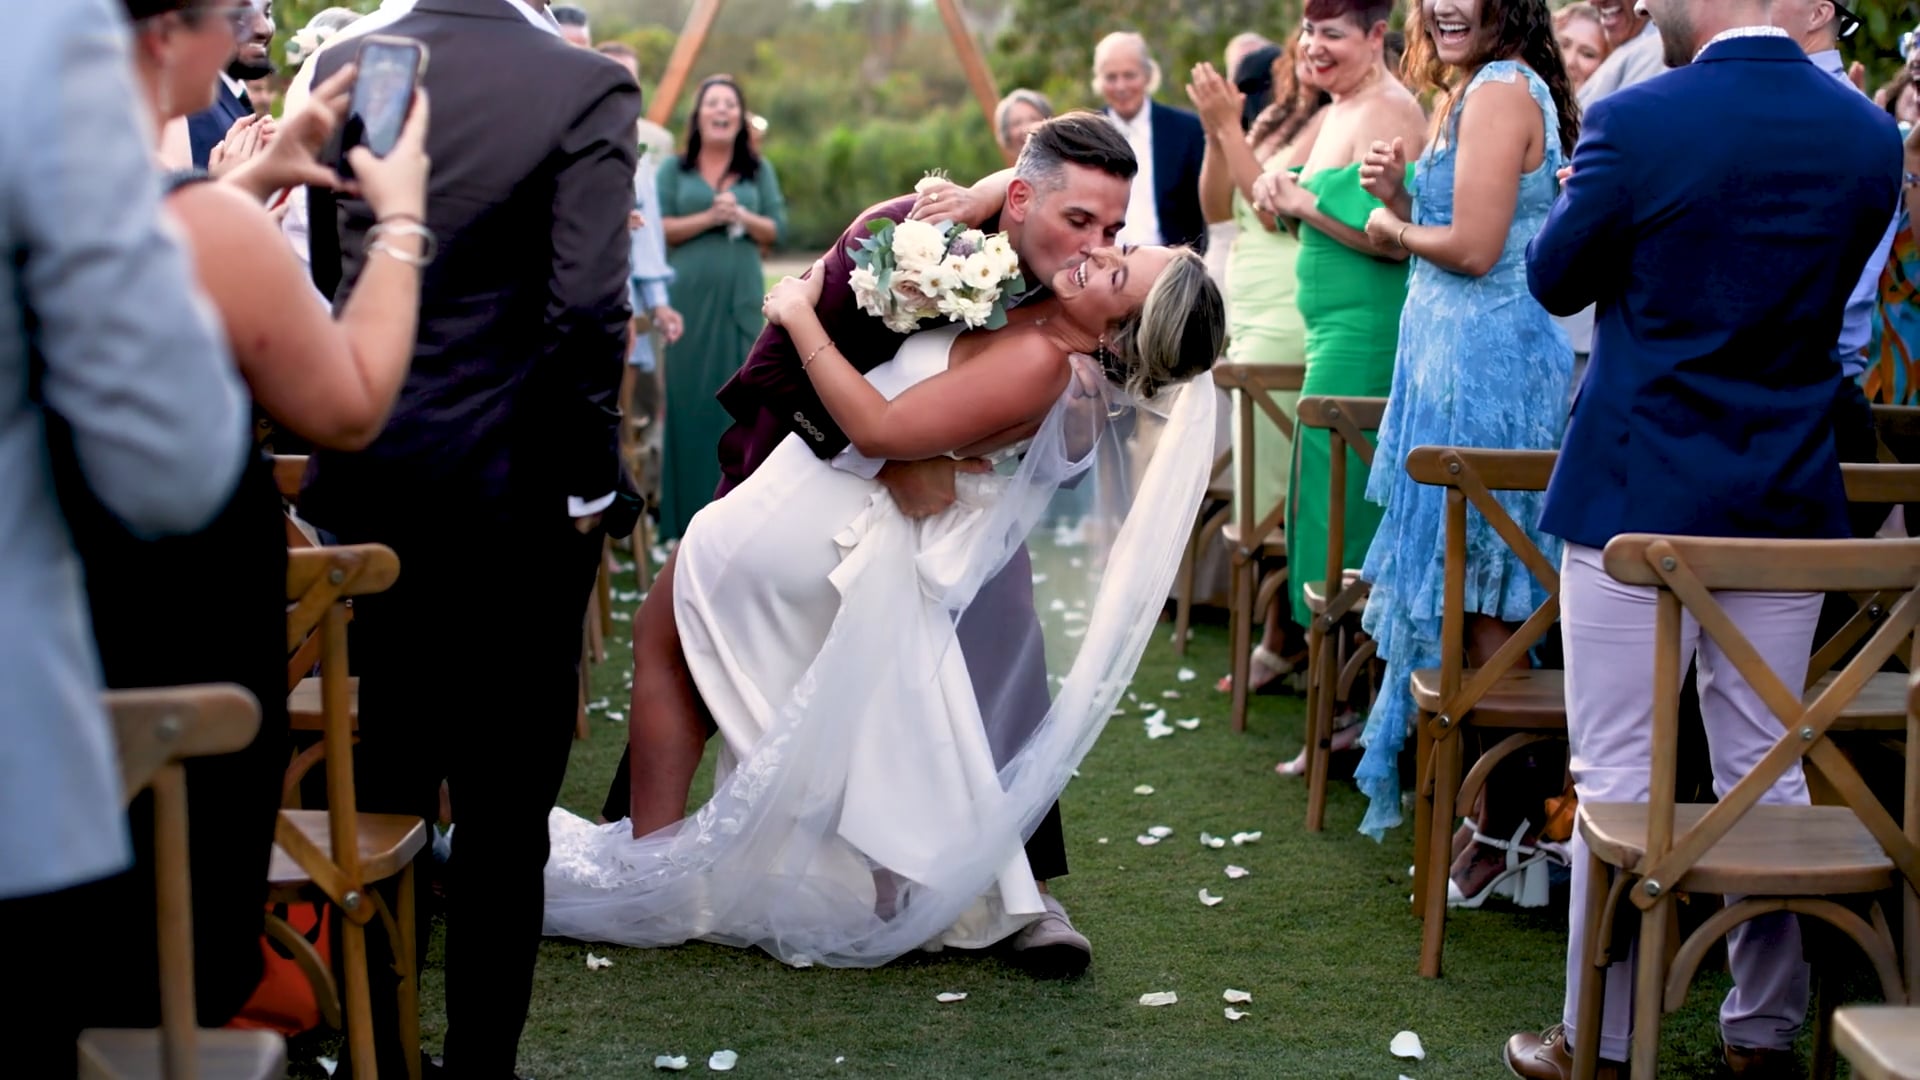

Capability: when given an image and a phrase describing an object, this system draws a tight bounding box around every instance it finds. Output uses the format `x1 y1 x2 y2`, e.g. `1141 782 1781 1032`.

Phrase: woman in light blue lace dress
1345 3 1582 840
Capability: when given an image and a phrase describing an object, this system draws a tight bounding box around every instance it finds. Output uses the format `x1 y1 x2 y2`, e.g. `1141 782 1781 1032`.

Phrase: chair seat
287 676 358 732
1835 1006 1920 1080
1408 668 1566 727
1302 572 1367 615
268 809 429 892
1814 671 1910 732
1221 523 1286 555
78 1027 286 1080
1578 802 1894 897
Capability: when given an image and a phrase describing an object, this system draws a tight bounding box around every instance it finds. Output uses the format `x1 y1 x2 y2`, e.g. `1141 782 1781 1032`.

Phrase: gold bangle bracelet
802 341 834 368
1397 223 1412 251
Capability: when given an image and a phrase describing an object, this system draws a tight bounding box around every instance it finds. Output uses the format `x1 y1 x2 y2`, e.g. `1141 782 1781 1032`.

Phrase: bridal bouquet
848 178 1026 333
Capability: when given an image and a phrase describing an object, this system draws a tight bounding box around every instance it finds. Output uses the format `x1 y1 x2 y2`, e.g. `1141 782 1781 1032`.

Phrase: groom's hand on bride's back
877 457 991 518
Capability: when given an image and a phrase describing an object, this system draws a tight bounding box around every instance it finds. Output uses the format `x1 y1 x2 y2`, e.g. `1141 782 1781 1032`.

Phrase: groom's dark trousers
305 1 641 1073
602 195 1071 881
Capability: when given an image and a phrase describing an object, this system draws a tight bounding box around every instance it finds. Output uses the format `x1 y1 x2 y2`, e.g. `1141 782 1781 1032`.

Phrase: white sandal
1445 818 1566 910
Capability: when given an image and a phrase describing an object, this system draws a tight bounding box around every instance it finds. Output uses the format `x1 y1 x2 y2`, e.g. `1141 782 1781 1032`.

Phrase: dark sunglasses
1829 1 1860 39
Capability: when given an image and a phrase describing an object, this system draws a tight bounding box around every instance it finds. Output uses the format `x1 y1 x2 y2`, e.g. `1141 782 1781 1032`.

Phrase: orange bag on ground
227 900 332 1037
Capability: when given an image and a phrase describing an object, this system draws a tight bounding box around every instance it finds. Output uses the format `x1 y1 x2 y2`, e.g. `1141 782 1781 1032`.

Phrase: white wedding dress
544 323 1216 967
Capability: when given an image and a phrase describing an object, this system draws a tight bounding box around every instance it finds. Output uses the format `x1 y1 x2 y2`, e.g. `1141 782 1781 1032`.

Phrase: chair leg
585 589 605 665
1409 714 1435 920
1630 894 1671 1078
633 516 655 592
397 864 422 1080
1418 731 1459 978
1229 558 1253 733
341 917 378 1080
1572 848 1610 1080
1304 621 1334 833
1809 962 1838 1080
576 625 591 741
1173 522 1200 657
595 538 614 642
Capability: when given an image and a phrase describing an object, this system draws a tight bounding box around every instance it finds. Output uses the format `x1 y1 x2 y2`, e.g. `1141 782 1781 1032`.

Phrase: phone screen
346 40 422 158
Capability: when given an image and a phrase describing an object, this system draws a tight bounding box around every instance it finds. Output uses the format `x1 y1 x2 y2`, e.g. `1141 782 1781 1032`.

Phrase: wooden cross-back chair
274 545 426 1080
1874 405 1920 466
1401 446 1566 979
1805 466 1920 749
1293 395 1387 833
1211 362 1307 732
77 685 287 1080
1171 446 1232 657
1570 535 1920 1080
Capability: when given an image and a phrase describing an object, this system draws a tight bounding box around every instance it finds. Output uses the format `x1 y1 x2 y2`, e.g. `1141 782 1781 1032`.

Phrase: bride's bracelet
802 340 835 369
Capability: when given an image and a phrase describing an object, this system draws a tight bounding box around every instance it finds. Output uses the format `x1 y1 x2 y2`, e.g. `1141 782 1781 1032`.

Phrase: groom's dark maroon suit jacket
715 195 1000 492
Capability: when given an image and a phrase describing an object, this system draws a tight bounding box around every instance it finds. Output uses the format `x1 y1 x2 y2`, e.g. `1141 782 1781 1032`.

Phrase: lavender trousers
1558 542 1819 1060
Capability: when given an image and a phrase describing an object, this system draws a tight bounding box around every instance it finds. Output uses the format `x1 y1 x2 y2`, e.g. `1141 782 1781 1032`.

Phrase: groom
603 112 1137 975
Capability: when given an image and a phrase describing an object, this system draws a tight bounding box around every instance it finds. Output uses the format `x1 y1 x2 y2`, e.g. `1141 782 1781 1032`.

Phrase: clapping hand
1185 62 1245 137
1358 138 1407 206
208 114 273 179
1251 168 1311 220
710 187 743 226
226 65 358 201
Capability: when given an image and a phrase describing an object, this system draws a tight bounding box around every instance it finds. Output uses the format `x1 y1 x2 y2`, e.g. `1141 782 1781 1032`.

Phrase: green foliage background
271 0 1920 253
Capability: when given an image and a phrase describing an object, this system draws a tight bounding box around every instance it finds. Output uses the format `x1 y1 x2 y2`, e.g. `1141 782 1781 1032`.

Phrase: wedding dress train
544 324 1216 967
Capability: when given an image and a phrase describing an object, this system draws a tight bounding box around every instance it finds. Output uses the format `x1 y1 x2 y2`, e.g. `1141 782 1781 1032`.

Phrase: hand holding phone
345 36 428 160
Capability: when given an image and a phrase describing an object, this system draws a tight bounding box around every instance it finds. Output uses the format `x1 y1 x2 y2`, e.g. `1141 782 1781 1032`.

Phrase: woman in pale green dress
1187 44 1329 693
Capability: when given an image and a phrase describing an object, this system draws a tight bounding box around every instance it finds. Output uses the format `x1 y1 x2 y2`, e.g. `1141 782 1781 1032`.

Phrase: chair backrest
106 684 262 1080
1600 534 1920 918
1873 405 1919 465
282 545 399 897
1211 362 1306 549
1296 395 1386 630
1401 446 1560 729
1808 465 1920 682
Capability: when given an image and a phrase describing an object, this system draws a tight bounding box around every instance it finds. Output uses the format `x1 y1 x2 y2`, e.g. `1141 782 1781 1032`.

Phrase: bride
544 242 1224 967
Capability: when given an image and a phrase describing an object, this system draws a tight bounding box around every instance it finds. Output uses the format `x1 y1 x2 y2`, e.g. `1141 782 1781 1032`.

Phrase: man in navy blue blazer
1093 31 1208 252
185 0 275 169
1505 0 1901 1075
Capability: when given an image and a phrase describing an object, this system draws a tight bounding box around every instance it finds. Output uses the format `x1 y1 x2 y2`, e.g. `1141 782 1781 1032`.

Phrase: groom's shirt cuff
832 445 887 480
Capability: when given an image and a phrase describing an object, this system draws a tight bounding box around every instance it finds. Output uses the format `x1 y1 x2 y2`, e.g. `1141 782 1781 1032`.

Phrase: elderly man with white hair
1093 30 1209 251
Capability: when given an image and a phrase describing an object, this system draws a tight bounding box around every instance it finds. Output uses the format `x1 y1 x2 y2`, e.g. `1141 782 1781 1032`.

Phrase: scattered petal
1161 690 1182 699
586 952 614 970
935 992 968 1003
1138 991 1179 1007
790 955 814 968
615 590 642 602
649 546 670 564
1175 717 1201 730
1198 832 1227 849
654 1055 689 1071
1223 989 1253 1004
1128 692 1141 703
1224 1007 1249 1021
1069 557 1084 568
606 711 625 723
317 1057 339 1077
708 1050 738 1072
1391 1031 1426 1060
1110 705 1128 716
1031 573 1049 585
1176 667 1197 682
1097 837 1109 844
1147 825 1174 839
1049 599 1068 612
1231 831 1264 846
1225 865 1250 879
1199 889 1224 907
836 1057 846 1065
1135 834 1161 846
1141 709 1168 727
1065 627 1087 639
1063 611 1087 623
610 610 632 623
1133 785 1156 795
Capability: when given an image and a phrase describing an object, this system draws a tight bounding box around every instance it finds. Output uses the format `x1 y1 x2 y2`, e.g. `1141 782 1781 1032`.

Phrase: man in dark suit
185 0 274 168
1504 0 1901 1075
304 1 639 1074
1093 31 1207 251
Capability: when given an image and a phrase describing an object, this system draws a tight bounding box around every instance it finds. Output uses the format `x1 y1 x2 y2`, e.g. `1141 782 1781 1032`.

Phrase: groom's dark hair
1014 112 1138 192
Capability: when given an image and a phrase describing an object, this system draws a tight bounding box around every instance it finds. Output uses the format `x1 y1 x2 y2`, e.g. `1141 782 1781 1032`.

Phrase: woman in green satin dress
1188 44 1330 693
1252 0 1425 766
657 76 788 540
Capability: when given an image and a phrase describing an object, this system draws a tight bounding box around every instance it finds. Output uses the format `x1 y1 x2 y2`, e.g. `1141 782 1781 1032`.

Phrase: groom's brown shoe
1009 894 1090 977
1505 1024 1625 1080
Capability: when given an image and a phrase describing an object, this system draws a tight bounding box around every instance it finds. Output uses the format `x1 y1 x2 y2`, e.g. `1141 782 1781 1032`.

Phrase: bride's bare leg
627 549 711 837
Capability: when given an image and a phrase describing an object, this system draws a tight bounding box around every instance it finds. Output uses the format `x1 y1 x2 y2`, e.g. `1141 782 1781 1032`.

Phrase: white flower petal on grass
1147 825 1174 839
1138 991 1179 1007
1175 717 1200 730
1177 667 1197 682
1049 599 1068 612
1162 690 1182 699
1135 834 1161 846
1223 989 1252 1004
1146 726 1175 741
1133 784 1155 795
708 1050 739 1072
935 991 968 1003
1142 709 1167 727
1225 865 1250 879
654 1055 689 1071
1198 832 1227 849
586 952 613 970
1065 627 1087 639
1224 1007 1249 1022
1097 837 1109 844
607 711 625 723
1063 611 1087 623
1231 831 1264 846
1031 572 1049 585
1390 1031 1426 1060
610 610 632 623
1199 889 1224 907
317 1057 339 1077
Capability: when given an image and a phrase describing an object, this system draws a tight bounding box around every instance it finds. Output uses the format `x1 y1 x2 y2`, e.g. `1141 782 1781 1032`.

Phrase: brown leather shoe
1722 1043 1800 1079
1504 1024 1625 1080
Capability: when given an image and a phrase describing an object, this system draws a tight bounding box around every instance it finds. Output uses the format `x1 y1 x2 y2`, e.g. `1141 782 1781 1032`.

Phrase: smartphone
344 36 428 159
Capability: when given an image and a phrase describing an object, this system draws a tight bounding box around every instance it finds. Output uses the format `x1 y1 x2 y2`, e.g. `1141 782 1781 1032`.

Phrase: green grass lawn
287 540 1867 1078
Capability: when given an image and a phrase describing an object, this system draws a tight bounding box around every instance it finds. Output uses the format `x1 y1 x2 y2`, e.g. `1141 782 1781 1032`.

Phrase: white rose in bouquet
848 265 884 319
889 218 949 273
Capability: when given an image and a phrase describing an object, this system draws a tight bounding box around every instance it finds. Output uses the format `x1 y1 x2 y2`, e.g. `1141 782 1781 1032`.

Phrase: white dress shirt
1110 105 1161 247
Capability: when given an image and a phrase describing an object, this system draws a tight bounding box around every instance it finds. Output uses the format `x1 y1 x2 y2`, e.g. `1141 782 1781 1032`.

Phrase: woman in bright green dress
1253 0 1425 766
1188 44 1329 693
657 76 787 540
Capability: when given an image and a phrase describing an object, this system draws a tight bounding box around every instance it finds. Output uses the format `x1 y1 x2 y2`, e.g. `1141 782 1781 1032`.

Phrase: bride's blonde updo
1098 249 1226 401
